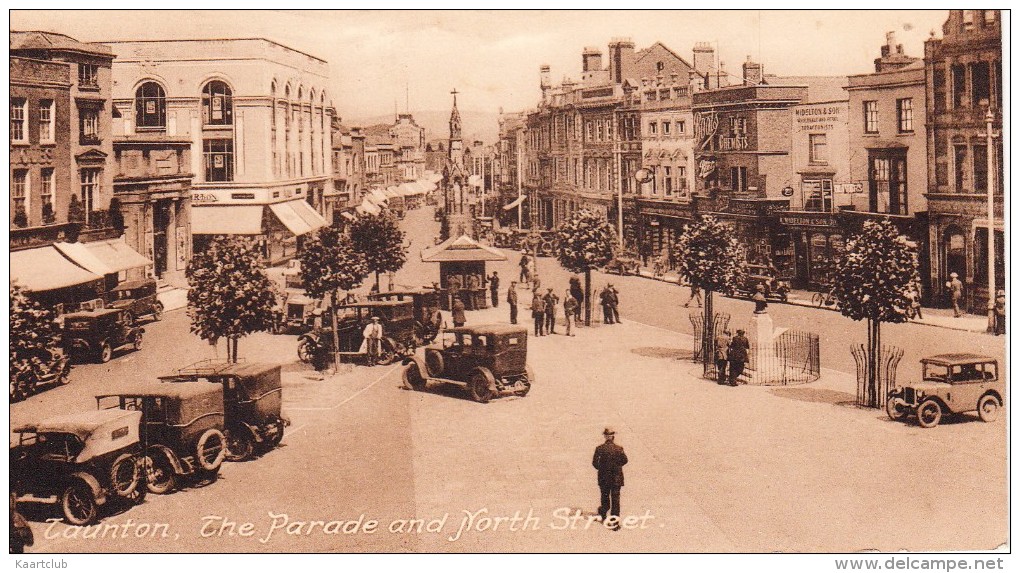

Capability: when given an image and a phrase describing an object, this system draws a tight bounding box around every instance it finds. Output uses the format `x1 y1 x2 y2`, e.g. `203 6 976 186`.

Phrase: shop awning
370 189 390 204
359 198 381 216
341 211 357 222
192 205 264 235
54 238 151 275
269 200 326 237
11 246 103 292
503 195 527 210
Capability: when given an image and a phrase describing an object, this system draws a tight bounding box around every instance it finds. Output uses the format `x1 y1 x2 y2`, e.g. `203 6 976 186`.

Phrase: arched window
202 80 233 125
135 82 166 129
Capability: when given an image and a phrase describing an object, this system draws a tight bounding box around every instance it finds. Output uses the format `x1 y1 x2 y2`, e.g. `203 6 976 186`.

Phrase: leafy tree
350 213 408 290
42 202 56 225
67 194 85 223
555 209 617 326
109 198 125 233
12 204 28 228
10 283 62 398
674 216 746 370
186 236 277 362
298 226 368 368
831 219 920 407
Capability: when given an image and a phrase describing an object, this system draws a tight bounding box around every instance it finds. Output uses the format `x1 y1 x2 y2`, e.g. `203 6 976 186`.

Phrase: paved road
14 205 1007 553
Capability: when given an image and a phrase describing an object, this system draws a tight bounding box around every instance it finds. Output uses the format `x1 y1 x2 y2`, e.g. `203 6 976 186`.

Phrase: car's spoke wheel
978 394 1001 423
262 420 285 451
886 396 906 421
225 429 255 462
110 454 142 497
470 370 495 403
153 302 164 321
144 451 178 494
98 342 112 363
196 429 226 471
132 332 143 351
61 481 98 526
425 349 444 377
378 338 399 366
403 362 427 391
917 400 942 428
297 339 314 363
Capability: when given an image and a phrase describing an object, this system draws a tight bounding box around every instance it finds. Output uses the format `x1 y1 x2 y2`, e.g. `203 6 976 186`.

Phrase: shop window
973 227 1005 288
896 98 913 133
863 101 878 133
809 133 828 164
202 81 233 126
203 139 234 182
78 64 99 89
135 82 166 129
803 179 833 212
38 100 54 143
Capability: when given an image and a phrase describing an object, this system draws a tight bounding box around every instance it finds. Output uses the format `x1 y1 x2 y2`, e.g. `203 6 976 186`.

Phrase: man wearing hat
727 329 750 386
947 272 964 317
507 281 519 324
544 288 559 334
592 427 628 528
363 316 384 366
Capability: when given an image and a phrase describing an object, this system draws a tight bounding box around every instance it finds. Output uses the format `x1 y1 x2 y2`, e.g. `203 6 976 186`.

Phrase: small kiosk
420 234 507 311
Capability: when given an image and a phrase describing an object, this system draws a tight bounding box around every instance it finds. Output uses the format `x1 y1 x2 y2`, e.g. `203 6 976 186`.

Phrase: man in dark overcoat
592 427 628 529
727 329 750 386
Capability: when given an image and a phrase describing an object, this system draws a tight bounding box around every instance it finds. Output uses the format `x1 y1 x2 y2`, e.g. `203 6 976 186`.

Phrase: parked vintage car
733 264 790 302
106 279 164 323
402 324 534 403
62 308 144 363
10 346 71 402
11 409 147 525
273 291 323 334
886 354 1004 428
297 301 415 365
605 254 641 276
368 288 442 345
96 382 226 494
158 361 288 462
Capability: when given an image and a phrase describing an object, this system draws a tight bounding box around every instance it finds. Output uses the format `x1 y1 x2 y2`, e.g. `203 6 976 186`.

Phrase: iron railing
851 344 904 408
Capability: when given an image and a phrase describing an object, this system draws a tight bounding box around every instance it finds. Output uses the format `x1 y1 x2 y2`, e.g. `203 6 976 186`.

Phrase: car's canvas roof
921 353 996 365
445 324 528 337
14 408 141 436
160 361 280 379
97 380 222 399
63 308 123 318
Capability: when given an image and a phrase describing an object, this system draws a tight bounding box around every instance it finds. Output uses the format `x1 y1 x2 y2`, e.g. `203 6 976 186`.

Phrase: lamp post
984 106 997 333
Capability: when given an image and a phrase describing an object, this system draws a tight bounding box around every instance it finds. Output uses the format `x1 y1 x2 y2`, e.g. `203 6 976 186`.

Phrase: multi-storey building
924 9 1003 313
330 120 366 225
106 38 331 265
495 110 527 225
390 113 426 182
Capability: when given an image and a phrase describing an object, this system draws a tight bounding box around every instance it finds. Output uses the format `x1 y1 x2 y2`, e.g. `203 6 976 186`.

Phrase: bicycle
811 290 838 309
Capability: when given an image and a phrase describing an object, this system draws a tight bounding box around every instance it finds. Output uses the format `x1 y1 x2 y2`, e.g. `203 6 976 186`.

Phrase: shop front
778 212 844 290
635 199 693 265
191 198 326 265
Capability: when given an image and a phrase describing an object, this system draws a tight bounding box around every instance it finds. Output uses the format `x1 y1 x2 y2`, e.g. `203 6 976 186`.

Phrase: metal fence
851 344 904 408
690 312 730 365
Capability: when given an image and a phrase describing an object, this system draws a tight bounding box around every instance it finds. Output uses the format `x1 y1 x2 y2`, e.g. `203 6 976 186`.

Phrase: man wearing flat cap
592 427 628 528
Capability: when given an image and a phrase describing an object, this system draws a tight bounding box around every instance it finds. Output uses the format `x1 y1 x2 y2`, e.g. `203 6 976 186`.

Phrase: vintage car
733 264 790 302
273 291 324 334
402 324 534 403
96 382 227 494
62 308 144 363
11 409 147 525
605 254 642 276
368 288 443 345
159 361 288 462
297 300 415 366
10 346 72 402
886 354 1004 428
106 279 164 323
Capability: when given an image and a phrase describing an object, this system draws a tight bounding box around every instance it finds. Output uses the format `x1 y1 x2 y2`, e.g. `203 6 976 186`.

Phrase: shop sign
192 192 219 203
779 213 837 228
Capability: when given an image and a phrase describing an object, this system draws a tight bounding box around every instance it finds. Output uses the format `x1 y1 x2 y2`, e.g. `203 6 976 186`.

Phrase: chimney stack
540 64 551 101
582 46 603 73
742 55 763 85
608 37 635 85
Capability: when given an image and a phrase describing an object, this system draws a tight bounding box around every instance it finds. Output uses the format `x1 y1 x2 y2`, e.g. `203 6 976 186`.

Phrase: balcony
79 133 102 146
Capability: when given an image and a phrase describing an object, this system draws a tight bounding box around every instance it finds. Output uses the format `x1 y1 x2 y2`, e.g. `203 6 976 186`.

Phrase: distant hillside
348 109 501 145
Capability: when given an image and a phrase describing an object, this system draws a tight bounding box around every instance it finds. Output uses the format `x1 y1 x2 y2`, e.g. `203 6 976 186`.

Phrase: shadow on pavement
769 387 857 407
630 346 692 360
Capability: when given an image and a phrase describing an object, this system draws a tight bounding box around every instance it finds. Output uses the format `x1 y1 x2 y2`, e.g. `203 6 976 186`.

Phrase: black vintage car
732 264 790 302
368 288 442 345
403 324 534 403
159 361 288 461
10 346 71 402
298 300 415 366
106 279 164 323
62 308 144 363
96 383 226 494
11 409 148 525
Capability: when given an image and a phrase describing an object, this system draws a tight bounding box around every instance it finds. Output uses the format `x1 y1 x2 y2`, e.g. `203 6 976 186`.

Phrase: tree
831 219 920 407
12 204 28 228
555 209 617 326
298 226 368 368
10 283 61 398
674 216 746 371
109 197 125 233
185 236 277 362
67 194 85 223
350 213 408 290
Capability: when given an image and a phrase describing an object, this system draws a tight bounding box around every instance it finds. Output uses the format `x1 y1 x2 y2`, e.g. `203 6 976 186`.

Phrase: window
730 166 748 193
40 169 54 217
203 139 234 182
954 145 968 192
648 121 657 135
10 98 27 143
135 82 166 129
803 179 833 212
659 89 671 100
79 105 101 144
12 169 28 218
664 166 673 196
662 121 671 135
677 166 687 191
962 10 974 31
984 10 996 25
596 121 604 141
896 98 914 133
970 61 990 107
78 64 99 88
38 100 54 142
809 133 828 163
863 101 879 133
202 81 233 125
869 153 907 215
676 120 686 134
645 90 656 102
80 169 99 221
973 144 988 193
951 64 966 108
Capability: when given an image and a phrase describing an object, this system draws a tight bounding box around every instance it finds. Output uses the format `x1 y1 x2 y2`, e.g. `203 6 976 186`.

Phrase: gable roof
10 30 114 57
634 41 694 70
420 234 508 263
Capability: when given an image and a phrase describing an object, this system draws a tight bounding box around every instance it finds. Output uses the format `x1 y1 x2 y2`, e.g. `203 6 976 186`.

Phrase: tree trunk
584 270 592 326
703 290 714 372
332 290 342 372
866 318 882 408
375 271 380 292
231 338 239 364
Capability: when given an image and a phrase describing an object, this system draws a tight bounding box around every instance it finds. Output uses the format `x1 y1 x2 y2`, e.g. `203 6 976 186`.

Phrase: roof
111 279 157 291
10 30 114 57
62 308 123 319
420 234 508 263
921 353 997 365
368 288 441 297
765 76 849 104
14 408 141 436
338 300 413 309
97 380 222 400
161 361 280 380
445 324 529 337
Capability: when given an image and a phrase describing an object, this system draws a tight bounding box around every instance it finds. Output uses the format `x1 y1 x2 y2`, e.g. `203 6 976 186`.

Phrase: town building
495 110 528 225
106 38 331 265
390 113 426 182
923 9 1003 313
330 120 366 225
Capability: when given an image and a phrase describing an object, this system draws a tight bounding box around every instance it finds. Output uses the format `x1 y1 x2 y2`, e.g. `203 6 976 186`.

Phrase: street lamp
984 105 998 332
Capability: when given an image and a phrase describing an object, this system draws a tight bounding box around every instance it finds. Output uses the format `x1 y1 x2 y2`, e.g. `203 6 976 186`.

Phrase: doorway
153 201 170 278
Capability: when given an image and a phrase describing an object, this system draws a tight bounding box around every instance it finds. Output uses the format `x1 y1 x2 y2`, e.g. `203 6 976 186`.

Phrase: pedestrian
564 290 578 336
531 289 546 336
947 272 964 317
448 274 462 311
608 284 621 324
430 306 445 336
683 283 703 308
489 271 500 308
994 289 1006 336
452 297 467 328
10 492 33 554
532 272 541 292
592 427 628 529
519 251 531 283
362 316 384 366
727 329 750 386
715 329 732 384
600 286 614 324
569 276 584 324
507 281 519 324
544 288 559 334
908 286 924 320
465 274 480 311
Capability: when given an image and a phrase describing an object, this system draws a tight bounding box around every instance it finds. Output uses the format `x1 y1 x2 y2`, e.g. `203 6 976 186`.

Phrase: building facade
107 38 331 265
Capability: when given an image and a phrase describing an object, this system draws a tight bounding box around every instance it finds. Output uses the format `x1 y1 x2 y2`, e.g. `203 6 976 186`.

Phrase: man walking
531 290 546 336
519 251 530 283
683 283 703 308
727 329 750 386
507 281 519 324
489 271 500 308
714 329 731 384
363 316 384 366
948 272 964 317
592 427 628 529
452 297 467 328
600 286 614 324
608 284 621 324
544 288 559 334
563 290 578 336
569 276 584 324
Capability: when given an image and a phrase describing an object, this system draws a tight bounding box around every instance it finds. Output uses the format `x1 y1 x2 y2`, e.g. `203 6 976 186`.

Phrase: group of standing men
713 328 750 386
528 286 580 336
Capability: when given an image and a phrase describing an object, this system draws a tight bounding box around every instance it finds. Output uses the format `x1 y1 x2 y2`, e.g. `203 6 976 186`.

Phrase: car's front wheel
469 369 496 403
885 395 906 421
225 429 255 462
61 481 98 526
97 341 113 363
917 399 943 428
403 362 427 391
297 338 314 363
152 302 164 321
978 394 1001 423
110 453 142 498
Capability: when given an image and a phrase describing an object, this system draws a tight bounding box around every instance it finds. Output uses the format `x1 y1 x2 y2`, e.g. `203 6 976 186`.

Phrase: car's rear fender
147 444 185 475
980 389 1004 406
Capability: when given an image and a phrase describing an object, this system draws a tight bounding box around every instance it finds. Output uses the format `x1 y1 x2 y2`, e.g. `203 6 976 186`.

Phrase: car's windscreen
923 363 949 382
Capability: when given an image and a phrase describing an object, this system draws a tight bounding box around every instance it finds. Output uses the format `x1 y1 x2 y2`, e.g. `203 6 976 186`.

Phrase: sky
11 9 953 120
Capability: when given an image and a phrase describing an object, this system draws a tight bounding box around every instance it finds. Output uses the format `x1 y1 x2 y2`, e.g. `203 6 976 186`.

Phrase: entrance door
153 201 170 278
